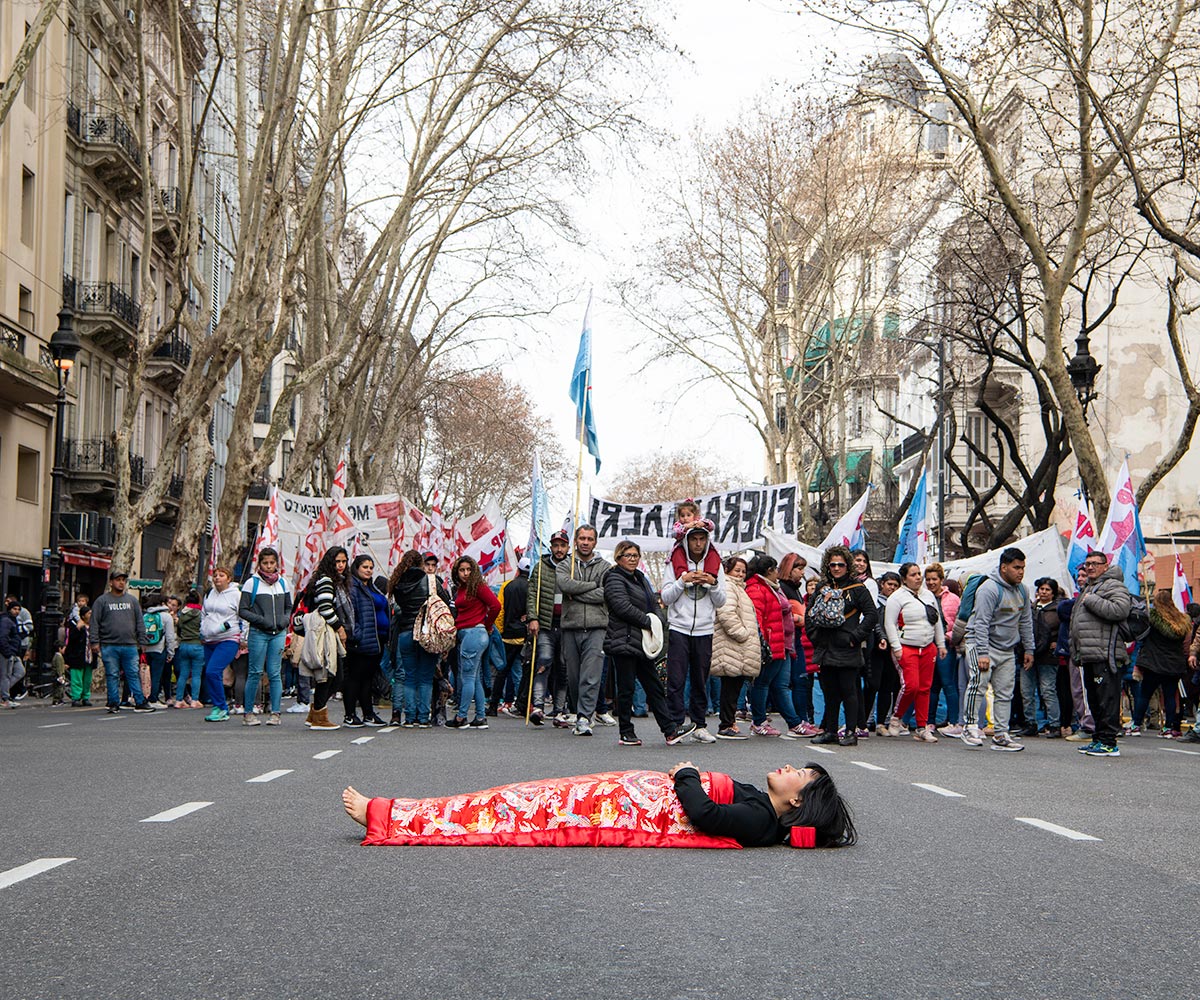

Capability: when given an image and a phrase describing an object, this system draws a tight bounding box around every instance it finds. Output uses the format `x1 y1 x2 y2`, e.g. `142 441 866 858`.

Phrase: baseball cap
550 530 569 543
109 568 129 579
422 552 438 562
518 556 531 572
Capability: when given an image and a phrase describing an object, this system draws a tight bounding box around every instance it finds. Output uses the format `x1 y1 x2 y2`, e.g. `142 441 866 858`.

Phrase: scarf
258 569 281 586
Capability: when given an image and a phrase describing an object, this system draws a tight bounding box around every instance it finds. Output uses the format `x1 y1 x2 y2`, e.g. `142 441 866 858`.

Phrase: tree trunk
162 419 214 594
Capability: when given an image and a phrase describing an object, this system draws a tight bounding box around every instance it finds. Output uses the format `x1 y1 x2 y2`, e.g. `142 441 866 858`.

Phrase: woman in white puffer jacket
710 556 763 740
883 562 946 743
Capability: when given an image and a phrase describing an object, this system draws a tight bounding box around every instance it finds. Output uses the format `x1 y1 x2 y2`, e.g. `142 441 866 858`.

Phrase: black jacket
1033 603 1059 666
807 580 877 669
1138 614 1189 677
390 568 452 633
0 611 22 658
501 574 530 641
602 565 658 658
672 768 786 847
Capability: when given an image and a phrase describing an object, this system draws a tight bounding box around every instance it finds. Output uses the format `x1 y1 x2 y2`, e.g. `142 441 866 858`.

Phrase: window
63 193 76 273
83 208 100 283
775 323 790 362
18 286 34 331
861 113 876 149
963 412 995 490
255 373 271 422
851 386 869 438
776 259 790 307
20 169 35 246
775 392 788 434
16 447 39 503
862 253 873 295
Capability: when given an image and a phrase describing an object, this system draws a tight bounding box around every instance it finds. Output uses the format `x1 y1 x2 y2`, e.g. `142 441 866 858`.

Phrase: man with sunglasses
1068 551 1132 757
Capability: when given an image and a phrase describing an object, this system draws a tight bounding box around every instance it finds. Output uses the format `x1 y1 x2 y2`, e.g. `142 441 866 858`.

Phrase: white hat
641 614 664 659
518 556 531 572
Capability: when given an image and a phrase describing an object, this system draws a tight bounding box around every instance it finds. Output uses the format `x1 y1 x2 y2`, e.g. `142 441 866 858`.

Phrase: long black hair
778 762 857 847
305 546 349 605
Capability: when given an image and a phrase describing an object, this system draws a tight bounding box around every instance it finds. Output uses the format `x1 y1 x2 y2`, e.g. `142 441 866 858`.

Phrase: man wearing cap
519 530 570 724
489 557 531 717
89 570 153 714
661 520 727 743
557 524 612 736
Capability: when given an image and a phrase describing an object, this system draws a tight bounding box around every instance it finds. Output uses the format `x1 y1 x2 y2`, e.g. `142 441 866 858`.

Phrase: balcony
249 474 273 501
66 100 142 199
64 438 116 495
67 277 141 355
154 186 183 249
147 331 192 389
167 473 185 501
0 317 60 406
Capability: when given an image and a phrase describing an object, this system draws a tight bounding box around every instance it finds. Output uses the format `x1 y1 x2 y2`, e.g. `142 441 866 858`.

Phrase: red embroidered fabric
362 770 742 849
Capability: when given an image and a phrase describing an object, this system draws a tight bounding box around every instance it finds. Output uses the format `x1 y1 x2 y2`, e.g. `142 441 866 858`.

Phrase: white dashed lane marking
912 782 964 798
1016 817 1100 842
38 723 72 729
246 769 293 783
313 750 342 760
351 736 374 745
0 858 75 890
378 727 398 734
808 746 836 755
141 802 214 823
849 761 887 772
1161 747 1200 757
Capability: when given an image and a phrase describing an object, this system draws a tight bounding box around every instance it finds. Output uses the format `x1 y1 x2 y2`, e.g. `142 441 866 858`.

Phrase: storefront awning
61 550 112 569
809 449 872 492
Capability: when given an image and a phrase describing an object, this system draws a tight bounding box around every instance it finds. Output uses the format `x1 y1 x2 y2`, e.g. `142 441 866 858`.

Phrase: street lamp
34 307 81 683
1066 328 1101 420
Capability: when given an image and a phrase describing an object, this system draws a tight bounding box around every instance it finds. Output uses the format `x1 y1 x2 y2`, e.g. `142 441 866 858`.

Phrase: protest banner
587 483 802 553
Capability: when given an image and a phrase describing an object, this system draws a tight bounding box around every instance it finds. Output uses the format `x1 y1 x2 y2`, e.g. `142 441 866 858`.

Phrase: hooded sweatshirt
661 528 727 637
970 569 1034 653
143 603 178 657
200 583 244 643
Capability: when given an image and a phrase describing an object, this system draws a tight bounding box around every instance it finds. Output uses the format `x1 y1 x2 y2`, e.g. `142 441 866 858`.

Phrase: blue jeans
485 629 506 692
174 644 204 701
245 629 286 713
456 626 489 721
750 657 801 728
145 649 168 702
396 632 437 723
101 645 144 707
929 649 960 725
790 648 816 722
202 641 239 711
633 678 647 715
385 641 405 714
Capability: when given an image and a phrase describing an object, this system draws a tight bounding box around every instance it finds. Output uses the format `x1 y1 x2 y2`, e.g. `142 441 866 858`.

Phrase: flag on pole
324 448 355 548
1172 551 1193 612
252 487 283 571
293 509 326 592
893 469 928 564
425 489 451 573
819 485 873 552
526 451 552 560
569 295 601 474
1066 489 1097 592
1097 459 1146 594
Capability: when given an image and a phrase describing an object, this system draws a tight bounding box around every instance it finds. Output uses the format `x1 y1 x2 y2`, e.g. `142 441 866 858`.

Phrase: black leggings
875 654 901 727
343 648 381 719
719 676 745 731
820 665 861 734
610 653 672 739
313 673 337 711
859 651 882 729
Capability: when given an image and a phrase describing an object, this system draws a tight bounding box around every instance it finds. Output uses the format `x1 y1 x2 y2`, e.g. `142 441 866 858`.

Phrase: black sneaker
401 720 416 729
1181 730 1200 744
446 717 467 729
469 718 489 729
485 707 498 717
343 715 365 728
415 721 432 729
362 716 386 728
106 704 120 714
133 703 157 714
529 710 544 727
666 721 698 746
619 734 642 746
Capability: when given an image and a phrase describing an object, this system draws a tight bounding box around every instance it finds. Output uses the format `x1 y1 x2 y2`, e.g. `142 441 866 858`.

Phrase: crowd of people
5 500 1199 760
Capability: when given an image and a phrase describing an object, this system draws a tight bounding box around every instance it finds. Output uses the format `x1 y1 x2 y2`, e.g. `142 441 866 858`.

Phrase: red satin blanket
362 769 743 848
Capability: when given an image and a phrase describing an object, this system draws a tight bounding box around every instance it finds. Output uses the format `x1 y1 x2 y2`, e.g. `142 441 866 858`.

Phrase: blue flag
569 296 601 474
526 451 552 560
893 469 928 563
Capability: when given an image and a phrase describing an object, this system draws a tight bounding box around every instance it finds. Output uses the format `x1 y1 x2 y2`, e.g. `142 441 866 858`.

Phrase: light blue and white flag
569 294 601 474
526 450 552 560
893 469 928 564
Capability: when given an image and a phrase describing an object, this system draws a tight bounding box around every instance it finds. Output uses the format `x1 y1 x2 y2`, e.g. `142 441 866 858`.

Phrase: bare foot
342 786 369 828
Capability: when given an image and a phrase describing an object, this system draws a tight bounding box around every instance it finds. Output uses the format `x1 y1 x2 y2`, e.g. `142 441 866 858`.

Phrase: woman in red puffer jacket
744 555 804 739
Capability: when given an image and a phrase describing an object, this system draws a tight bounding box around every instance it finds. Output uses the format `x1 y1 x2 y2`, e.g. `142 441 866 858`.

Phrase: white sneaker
690 727 717 744
565 713 578 724
960 724 984 748
230 705 245 716
573 717 593 736
286 701 309 714
595 712 617 727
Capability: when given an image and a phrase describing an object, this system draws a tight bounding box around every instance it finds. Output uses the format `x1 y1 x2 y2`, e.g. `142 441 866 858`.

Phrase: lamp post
1066 328 1102 504
34 307 81 682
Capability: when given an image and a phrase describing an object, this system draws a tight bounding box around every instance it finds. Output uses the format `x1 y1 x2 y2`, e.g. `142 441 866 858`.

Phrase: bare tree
0 0 63 128
602 448 740 504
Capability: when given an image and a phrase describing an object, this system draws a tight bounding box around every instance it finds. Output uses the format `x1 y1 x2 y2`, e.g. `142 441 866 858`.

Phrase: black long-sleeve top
672 768 786 847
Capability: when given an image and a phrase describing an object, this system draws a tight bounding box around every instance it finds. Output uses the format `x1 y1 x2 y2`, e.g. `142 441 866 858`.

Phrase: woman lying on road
341 761 856 849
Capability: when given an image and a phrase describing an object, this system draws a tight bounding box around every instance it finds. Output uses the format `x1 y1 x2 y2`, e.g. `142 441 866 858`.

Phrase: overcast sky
500 0 835 514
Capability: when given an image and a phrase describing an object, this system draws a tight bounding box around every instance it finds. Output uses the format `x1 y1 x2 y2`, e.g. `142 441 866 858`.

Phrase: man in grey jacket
961 547 1034 751
90 570 152 713
557 524 610 736
1069 552 1132 757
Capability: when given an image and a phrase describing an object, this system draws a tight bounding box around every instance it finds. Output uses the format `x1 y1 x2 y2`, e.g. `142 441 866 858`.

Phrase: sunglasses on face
828 561 847 568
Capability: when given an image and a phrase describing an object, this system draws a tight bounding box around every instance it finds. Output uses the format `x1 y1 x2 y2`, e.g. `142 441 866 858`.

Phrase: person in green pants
66 608 94 706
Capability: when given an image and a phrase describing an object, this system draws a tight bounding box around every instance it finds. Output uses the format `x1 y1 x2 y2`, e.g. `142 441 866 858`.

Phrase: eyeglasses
619 552 639 559
828 561 847 568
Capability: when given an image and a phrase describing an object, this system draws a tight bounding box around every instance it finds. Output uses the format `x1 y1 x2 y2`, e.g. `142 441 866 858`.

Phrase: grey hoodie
661 530 727 636
144 604 178 657
970 569 1034 653
89 592 150 647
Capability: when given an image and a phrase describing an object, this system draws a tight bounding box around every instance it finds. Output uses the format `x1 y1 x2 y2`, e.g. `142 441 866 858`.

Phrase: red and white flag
818 485 873 553
1173 552 1194 613
293 509 326 592
206 517 222 583
252 487 283 571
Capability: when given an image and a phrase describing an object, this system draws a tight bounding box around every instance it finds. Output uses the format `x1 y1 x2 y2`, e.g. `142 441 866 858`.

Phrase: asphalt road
2 699 1198 999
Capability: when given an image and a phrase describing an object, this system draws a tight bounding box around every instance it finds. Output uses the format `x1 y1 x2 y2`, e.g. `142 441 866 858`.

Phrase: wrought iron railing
66 100 141 165
152 332 192 367
76 282 141 329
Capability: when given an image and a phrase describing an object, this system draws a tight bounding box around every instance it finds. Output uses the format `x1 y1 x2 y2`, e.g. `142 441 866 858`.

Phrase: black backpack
1117 594 1151 643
